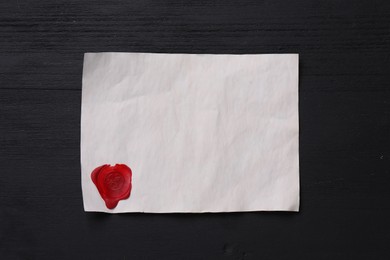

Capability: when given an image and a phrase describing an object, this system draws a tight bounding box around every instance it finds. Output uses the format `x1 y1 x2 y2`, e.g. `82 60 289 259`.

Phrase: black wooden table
1 1 390 259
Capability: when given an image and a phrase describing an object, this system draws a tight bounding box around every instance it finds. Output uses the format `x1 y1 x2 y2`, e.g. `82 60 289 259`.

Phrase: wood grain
1 0 390 258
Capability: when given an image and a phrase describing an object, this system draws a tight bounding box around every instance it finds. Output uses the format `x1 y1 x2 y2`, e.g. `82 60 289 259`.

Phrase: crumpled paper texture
81 53 299 213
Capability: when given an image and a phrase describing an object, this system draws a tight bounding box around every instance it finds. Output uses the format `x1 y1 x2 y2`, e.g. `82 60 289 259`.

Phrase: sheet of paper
81 52 299 213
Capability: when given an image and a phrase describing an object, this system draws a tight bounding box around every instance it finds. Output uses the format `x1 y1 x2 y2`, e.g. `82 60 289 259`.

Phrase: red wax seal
91 164 132 209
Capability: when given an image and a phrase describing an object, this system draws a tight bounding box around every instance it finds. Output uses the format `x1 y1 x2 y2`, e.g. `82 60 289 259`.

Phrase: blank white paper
81 52 299 213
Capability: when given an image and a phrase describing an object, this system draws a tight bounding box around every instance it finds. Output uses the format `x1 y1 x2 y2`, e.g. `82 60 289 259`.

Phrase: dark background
1 0 389 259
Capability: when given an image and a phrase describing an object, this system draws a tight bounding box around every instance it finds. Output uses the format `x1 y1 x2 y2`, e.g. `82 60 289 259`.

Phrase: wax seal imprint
91 164 132 209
